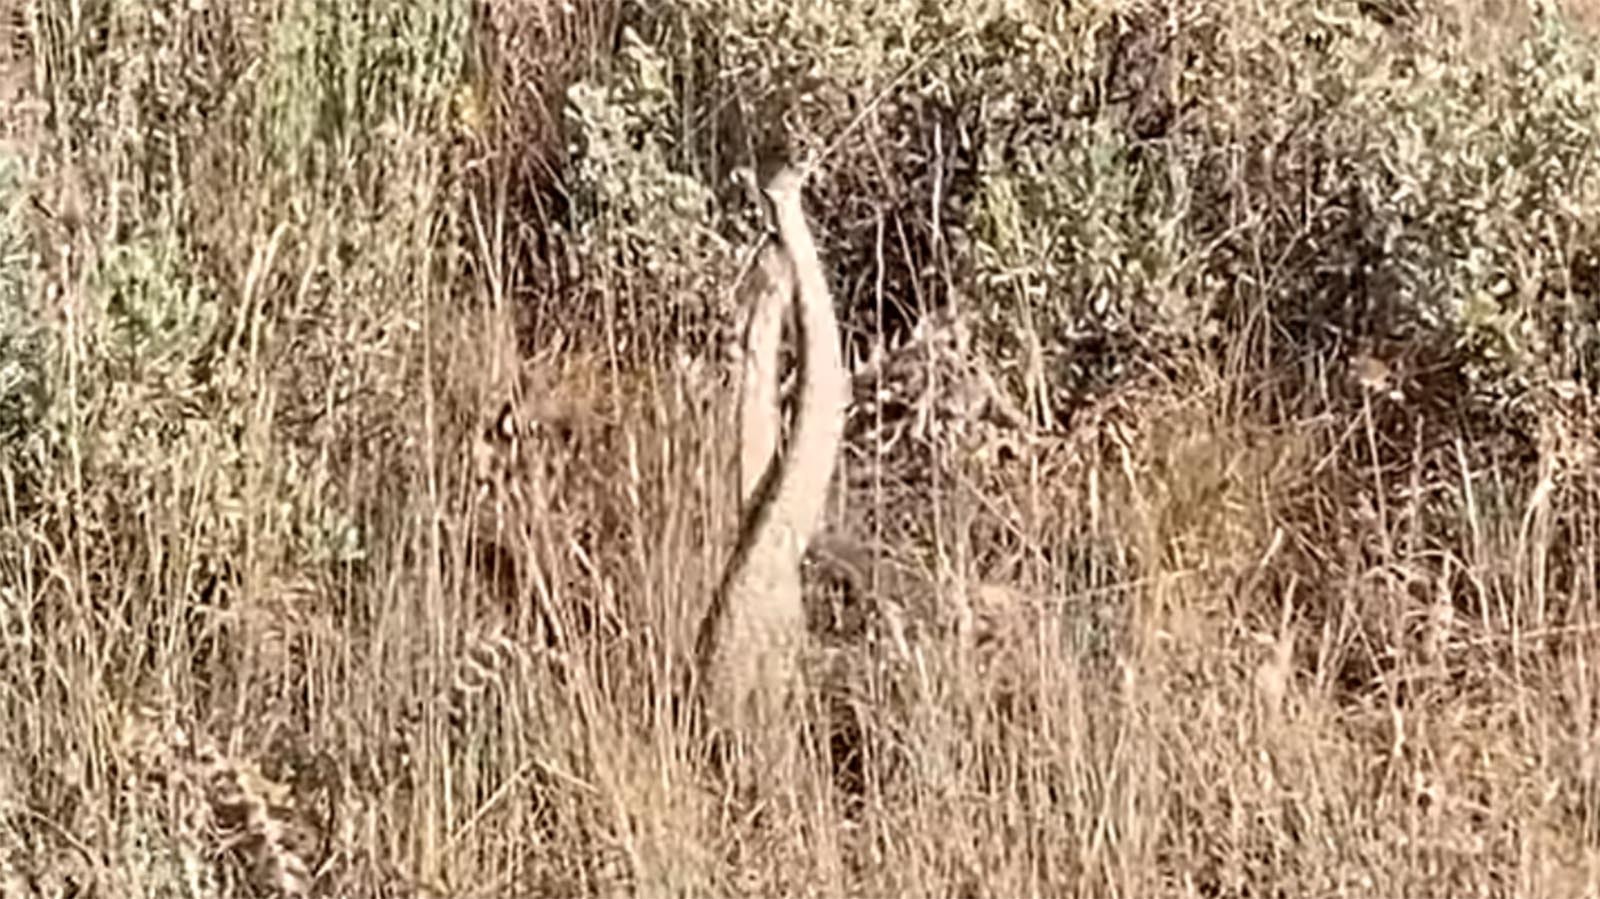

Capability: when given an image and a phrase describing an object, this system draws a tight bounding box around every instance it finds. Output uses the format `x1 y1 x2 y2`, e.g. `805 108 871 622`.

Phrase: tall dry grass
2 0 1599 896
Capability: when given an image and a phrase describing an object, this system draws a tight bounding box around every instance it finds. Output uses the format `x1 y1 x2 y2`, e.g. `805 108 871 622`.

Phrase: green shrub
1187 5 1600 396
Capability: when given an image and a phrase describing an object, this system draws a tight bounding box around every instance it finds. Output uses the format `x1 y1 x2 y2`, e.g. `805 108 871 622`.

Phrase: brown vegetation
3 0 1599 896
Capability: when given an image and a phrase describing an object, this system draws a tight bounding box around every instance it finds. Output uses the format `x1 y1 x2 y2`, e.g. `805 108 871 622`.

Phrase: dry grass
3 0 1600 896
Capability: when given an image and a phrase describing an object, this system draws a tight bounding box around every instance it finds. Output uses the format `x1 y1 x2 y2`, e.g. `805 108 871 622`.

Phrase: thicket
2 1 1597 895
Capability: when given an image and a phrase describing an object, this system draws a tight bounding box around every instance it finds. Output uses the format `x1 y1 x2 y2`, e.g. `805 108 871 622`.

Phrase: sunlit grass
3 0 1598 895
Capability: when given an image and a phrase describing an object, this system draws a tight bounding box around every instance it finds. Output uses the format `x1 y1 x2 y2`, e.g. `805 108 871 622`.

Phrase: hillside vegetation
3 0 1600 895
